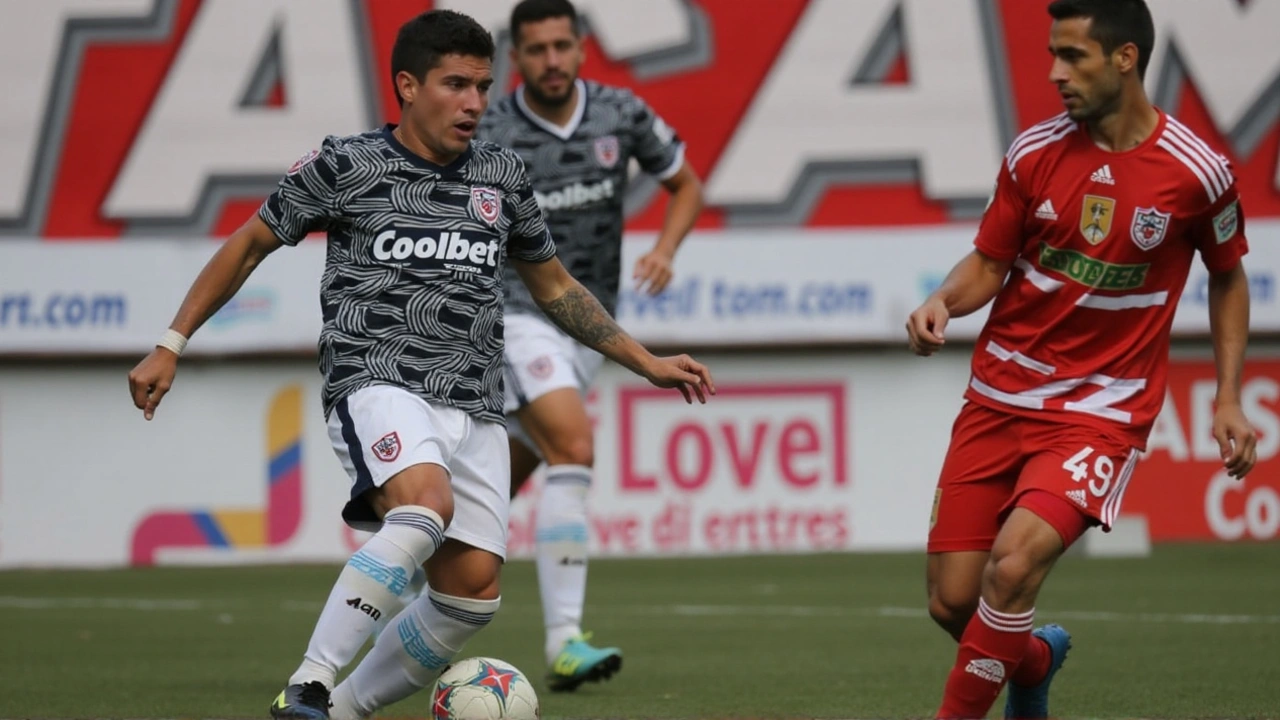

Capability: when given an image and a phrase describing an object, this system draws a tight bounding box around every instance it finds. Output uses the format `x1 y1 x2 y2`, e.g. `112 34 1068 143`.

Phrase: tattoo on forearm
541 287 623 348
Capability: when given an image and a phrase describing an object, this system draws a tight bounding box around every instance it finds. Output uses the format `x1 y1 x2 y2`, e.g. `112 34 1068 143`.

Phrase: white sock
288 506 445 688
371 565 427 640
328 590 500 720
536 464 591 665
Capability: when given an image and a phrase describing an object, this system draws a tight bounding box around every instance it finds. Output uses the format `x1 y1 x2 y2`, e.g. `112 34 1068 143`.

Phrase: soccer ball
432 657 539 720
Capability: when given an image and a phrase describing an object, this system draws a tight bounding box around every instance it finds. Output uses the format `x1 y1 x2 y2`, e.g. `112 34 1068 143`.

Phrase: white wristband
157 329 188 356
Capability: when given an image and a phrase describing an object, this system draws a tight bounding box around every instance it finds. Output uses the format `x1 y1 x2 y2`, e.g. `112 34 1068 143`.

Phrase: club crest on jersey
470 187 501 225
1130 207 1171 251
287 148 319 176
371 432 401 462
594 135 620 168
528 355 554 380
1079 195 1116 246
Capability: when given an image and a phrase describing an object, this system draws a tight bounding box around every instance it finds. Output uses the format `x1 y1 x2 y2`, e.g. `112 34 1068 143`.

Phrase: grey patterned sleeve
507 171 557 263
629 93 684 181
257 138 342 246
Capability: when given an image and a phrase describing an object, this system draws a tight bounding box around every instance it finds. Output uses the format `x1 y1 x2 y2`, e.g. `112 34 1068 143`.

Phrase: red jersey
966 110 1248 450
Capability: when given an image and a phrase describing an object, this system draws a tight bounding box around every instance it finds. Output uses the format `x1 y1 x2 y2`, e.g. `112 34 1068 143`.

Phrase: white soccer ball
432 657 540 720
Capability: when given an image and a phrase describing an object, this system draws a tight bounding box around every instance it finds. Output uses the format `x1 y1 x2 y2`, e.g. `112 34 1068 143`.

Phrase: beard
525 74 575 107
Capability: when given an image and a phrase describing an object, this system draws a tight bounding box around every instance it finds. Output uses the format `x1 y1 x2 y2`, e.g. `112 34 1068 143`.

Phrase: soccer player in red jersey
905 1 1257 718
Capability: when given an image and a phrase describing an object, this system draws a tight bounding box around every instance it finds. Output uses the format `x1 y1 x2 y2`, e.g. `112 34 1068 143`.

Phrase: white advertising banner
2 346 1277 568
2 223 1277 355
0 351 972 568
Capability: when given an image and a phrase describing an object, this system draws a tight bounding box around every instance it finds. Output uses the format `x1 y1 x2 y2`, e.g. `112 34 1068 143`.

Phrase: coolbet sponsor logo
373 229 499 273
534 179 616 211
4 0 1278 239
1125 361 1280 542
1038 243 1150 290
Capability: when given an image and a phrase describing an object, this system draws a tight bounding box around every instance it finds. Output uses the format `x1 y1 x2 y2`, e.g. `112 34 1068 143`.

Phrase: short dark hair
509 0 580 46
1048 0 1155 79
390 10 495 107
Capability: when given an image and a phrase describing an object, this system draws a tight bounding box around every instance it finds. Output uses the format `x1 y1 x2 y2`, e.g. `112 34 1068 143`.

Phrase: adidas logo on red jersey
1066 489 1088 509
1035 199 1058 220
1090 164 1115 185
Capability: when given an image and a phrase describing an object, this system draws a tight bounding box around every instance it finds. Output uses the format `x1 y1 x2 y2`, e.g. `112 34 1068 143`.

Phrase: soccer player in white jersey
475 0 705 691
126 10 714 720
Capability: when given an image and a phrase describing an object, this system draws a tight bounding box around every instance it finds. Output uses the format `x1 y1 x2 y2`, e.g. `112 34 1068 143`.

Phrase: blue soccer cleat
269 681 331 719
1004 624 1072 719
546 633 623 692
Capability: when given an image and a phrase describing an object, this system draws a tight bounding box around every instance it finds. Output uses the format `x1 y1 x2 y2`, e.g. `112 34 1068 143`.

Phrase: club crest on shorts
371 432 401 462
528 355 554 380
1079 195 1116 245
470 187 501 225
593 135 620 168
1130 206 1171 250
287 148 319 176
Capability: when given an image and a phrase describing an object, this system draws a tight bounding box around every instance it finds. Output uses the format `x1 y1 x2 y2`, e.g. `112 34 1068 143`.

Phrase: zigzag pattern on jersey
261 130 555 424
479 80 684 319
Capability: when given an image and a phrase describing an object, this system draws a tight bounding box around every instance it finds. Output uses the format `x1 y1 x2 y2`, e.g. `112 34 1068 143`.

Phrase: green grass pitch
2 543 1278 719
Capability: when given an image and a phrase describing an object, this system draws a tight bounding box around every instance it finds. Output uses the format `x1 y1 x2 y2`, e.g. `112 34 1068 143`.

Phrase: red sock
1011 635 1051 687
936 599 1035 719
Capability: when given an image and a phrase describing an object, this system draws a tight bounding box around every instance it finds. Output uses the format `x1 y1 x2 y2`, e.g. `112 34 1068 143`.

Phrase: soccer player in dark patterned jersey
904 2 1256 718
476 0 706 692
126 10 714 720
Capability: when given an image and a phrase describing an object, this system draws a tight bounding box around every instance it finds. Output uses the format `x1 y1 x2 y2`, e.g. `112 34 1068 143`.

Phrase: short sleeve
973 162 1029 261
507 171 557 263
258 138 343 246
629 94 684 181
1194 184 1248 273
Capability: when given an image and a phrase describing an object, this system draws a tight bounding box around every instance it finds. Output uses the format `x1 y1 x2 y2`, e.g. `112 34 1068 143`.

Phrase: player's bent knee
928 587 978 636
426 541 503 600
983 551 1043 605
372 463 455 525
543 434 594 467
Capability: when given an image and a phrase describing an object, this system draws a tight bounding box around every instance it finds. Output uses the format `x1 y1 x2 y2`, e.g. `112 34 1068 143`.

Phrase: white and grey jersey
478 80 684 318
258 127 557 425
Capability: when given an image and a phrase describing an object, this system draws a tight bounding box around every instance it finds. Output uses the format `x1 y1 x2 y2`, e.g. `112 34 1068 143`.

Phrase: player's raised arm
514 256 714 404
126 216 285 420
128 142 342 421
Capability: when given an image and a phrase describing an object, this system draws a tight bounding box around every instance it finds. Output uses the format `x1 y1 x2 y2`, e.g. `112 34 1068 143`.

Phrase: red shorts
928 401 1140 553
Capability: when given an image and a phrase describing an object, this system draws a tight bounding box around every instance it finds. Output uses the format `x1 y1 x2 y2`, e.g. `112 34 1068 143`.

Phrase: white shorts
327 384 511 559
502 313 604 448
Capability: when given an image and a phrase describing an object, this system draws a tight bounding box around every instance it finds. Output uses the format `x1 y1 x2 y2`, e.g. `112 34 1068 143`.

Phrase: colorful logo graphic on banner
130 385 304 565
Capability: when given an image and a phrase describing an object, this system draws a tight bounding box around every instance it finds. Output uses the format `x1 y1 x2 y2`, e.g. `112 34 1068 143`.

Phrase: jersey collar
513 78 587 141
381 124 473 175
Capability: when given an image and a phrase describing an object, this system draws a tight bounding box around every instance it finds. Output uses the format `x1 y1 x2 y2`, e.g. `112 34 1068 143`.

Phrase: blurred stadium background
0 0 1277 718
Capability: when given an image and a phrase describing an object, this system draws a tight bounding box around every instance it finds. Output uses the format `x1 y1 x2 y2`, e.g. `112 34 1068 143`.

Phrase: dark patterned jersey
478 80 684 317
258 126 557 424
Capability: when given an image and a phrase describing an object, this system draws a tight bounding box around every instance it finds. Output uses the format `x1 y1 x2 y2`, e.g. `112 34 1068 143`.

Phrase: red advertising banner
4 0 1279 240
1124 359 1280 541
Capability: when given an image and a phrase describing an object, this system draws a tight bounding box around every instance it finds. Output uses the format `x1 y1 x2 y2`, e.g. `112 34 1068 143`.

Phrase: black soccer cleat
269 681 331 719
